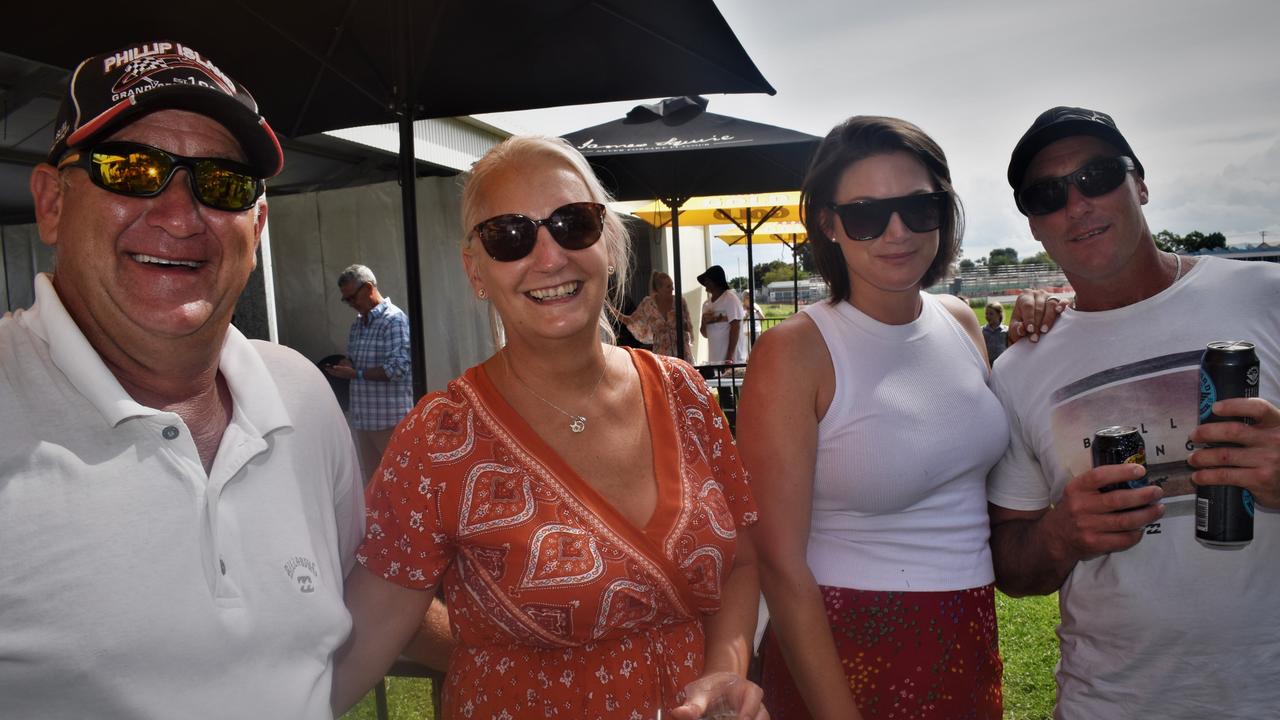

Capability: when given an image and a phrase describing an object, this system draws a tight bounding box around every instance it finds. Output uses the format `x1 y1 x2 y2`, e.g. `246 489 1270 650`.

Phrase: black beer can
1195 341 1260 549
1092 425 1147 492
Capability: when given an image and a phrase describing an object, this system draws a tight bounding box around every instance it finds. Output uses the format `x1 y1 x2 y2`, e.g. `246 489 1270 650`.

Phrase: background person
983 300 1008 364
698 264 746 365
621 269 693 358
0 41 364 719
325 263 413 483
332 136 766 720
988 106 1280 719
742 290 766 341
741 116 1051 719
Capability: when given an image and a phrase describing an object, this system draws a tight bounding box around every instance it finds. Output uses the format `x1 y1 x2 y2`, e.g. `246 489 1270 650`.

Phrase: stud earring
607 265 616 275
477 288 488 300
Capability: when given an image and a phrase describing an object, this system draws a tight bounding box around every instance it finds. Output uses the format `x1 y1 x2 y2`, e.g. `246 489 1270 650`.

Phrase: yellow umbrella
630 192 802 345
716 221 807 247
717 222 809 313
630 191 802 230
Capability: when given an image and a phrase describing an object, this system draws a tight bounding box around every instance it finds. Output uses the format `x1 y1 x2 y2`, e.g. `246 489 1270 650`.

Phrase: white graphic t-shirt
988 257 1280 719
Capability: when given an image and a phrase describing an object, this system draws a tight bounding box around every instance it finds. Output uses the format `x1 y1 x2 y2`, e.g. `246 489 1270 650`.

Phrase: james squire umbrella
562 97 818 358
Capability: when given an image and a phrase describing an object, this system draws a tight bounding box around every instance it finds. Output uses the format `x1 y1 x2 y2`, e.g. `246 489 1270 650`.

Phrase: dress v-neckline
472 347 681 543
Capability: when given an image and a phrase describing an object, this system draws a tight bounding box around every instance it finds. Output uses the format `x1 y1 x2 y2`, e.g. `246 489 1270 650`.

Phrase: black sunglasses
58 141 266 212
1017 156 1135 216
472 202 605 262
827 191 948 241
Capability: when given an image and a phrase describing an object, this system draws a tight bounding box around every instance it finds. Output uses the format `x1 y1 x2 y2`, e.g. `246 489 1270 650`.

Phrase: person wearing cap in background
0 41 364 719
697 264 747 364
987 107 1280 718
325 264 414 483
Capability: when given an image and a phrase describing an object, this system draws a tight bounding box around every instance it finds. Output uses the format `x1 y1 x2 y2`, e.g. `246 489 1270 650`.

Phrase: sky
476 0 1280 275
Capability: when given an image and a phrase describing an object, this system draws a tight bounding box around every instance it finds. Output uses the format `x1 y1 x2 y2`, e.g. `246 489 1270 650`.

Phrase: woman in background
622 269 694 359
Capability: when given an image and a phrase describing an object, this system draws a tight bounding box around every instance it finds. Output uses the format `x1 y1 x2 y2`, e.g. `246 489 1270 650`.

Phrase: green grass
997 591 1060 719
339 676 438 720
344 594 1059 720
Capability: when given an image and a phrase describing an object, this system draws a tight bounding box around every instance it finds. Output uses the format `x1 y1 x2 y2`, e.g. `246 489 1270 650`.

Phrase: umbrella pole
397 0 427 400
665 197 687 362
717 205 783 349
744 207 756 347
792 235 799 314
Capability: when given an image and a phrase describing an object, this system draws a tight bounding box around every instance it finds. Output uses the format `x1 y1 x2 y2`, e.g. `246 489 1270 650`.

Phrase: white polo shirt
0 274 365 719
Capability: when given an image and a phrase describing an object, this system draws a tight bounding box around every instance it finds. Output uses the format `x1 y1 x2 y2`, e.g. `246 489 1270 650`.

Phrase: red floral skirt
760 584 1003 719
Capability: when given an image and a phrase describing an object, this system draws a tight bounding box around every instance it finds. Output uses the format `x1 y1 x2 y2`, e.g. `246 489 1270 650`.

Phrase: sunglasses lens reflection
1020 157 1130 216
835 193 945 241
477 202 604 262
548 203 604 250
89 142 262 212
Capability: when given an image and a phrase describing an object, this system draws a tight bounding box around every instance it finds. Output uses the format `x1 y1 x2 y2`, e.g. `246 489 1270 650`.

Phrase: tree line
957 229 1226 272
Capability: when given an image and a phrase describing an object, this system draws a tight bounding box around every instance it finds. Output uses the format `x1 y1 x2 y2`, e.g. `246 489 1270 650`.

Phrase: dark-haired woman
739 116 1053 719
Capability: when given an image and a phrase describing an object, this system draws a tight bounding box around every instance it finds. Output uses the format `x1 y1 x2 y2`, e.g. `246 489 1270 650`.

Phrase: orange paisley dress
357 348 757 719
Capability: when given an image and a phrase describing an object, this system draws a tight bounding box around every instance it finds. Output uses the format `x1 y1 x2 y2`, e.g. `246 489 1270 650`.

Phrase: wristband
356 369 364 380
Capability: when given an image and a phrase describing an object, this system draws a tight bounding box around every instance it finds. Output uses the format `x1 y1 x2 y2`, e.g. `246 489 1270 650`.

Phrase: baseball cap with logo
47 40 283 178
1006 106 1143 193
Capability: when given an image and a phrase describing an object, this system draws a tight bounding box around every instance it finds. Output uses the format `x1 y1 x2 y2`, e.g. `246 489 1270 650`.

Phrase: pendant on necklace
569 416 587 433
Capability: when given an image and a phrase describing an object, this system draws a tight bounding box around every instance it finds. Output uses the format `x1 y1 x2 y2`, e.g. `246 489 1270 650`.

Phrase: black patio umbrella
561 96 819 358
3 0 774 397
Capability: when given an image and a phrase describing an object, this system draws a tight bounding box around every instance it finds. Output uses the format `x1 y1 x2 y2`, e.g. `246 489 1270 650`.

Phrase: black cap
48 41 283 177
1007 106 1143 193
696 265 728 288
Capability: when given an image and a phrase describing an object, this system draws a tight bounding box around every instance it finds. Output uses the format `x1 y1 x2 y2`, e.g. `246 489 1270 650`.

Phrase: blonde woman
622 270 694 358
333 136 766 720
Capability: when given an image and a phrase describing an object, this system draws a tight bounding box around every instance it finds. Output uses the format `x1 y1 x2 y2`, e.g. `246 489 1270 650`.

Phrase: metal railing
950 263 1069 297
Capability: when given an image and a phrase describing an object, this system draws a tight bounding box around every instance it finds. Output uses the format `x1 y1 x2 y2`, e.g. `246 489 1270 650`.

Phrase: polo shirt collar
29 273 291 435
363 297 391 320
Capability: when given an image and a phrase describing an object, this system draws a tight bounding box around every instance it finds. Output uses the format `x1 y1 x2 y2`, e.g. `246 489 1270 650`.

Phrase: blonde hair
461 136 631 347
650 270 672 292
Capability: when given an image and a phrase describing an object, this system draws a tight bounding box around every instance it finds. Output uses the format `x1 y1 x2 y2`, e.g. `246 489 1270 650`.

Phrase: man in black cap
697 264 746 364
987 107 1280 717
0 41 364 718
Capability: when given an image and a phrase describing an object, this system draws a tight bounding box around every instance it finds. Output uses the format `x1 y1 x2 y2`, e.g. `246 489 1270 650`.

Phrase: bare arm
724 319 741 363
989 465 1165 597
701 529 759 677
736 318 863 719
1008 289 1067 345
669 530 767 720
939 294 989 366
399 596 455 671
331 565 436 714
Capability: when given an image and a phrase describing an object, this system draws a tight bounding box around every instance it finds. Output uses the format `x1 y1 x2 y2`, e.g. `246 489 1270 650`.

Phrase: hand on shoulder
1008 290 1067 345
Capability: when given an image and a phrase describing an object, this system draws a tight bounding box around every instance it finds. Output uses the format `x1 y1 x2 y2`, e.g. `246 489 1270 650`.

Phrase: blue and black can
1092 425 1147 492
1195 340 1260 549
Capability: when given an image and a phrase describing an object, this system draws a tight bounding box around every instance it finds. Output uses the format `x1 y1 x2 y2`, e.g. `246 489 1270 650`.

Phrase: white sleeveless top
800 293 1007 591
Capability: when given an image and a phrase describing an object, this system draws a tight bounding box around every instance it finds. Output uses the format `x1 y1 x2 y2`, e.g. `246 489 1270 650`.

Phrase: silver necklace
503 350 609 433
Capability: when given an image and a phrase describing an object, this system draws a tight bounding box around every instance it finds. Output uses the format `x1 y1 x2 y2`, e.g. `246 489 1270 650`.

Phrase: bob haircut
800 116 964 303
460 135 631 346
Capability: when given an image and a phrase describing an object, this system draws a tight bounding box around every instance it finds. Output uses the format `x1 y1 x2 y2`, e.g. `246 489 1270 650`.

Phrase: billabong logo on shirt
284 556 319 594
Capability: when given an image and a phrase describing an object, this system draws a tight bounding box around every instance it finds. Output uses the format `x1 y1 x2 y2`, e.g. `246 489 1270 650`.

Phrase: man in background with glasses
986 106 1280 718
0 41 364 718
325 263 413 483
